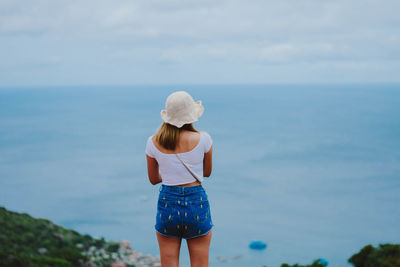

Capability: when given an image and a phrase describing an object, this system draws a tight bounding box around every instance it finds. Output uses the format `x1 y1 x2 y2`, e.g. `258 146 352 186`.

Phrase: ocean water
0 84 399 267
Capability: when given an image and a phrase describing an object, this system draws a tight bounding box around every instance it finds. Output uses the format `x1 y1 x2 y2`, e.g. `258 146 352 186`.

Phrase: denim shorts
155 184 214 239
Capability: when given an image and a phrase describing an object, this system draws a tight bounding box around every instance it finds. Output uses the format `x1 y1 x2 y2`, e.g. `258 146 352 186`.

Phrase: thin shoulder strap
175 154 203 183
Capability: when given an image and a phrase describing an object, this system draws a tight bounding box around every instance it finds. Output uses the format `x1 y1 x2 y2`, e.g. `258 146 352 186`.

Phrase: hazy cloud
0 0 399 85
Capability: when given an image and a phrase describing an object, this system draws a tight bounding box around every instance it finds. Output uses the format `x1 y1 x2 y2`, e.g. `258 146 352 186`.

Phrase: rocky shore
81 240 160 267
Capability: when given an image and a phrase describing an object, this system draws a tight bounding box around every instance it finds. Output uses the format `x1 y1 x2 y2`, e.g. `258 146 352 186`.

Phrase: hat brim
160 100 204 128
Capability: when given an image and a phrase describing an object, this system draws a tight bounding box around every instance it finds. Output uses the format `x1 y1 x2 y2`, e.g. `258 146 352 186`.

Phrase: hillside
0 206 160 267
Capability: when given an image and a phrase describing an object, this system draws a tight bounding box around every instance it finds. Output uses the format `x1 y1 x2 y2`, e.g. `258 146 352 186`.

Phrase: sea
0 84 399 267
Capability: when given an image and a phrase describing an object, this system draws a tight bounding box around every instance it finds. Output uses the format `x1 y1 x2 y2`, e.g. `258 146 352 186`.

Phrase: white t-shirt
145 131 213 186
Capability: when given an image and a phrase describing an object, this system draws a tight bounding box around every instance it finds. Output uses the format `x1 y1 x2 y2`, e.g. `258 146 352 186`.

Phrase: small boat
249 241 267 250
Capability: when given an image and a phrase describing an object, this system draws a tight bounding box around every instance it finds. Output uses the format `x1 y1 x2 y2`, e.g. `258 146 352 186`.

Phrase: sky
0 0 399 86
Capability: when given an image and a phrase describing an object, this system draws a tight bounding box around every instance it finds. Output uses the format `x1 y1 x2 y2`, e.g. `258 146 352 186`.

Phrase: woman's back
145 130 213 185
152 130 201 154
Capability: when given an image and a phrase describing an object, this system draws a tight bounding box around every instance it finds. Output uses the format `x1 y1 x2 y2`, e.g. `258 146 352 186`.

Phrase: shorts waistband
160 184 205 194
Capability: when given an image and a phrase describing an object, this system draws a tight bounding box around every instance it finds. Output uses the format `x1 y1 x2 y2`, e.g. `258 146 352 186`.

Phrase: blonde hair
155 122 199 150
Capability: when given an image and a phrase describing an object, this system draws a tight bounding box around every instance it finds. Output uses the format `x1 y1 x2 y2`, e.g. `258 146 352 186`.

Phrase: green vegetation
280 258 327 267
349 243 400 267
0 206 119 267
270 243 400 267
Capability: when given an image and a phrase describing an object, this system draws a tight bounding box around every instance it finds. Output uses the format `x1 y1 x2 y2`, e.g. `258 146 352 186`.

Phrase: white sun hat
160 91 204 128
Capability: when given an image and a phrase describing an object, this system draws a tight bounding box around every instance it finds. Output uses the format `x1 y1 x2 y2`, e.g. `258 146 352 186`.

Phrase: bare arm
203 145 213 177
146 155 162 185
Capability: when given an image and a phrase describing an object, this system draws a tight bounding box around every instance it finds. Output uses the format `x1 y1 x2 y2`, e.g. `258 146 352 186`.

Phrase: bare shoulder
181 130 201 142
199 131 211 137
181 130 201 137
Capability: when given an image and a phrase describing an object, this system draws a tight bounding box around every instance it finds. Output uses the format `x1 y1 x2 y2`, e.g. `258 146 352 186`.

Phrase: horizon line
1 81 400 90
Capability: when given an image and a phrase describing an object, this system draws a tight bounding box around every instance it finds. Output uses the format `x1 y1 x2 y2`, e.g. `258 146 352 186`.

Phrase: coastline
0 206 160 267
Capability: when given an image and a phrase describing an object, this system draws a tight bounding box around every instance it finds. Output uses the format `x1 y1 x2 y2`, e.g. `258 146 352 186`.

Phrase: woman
145 91 214 267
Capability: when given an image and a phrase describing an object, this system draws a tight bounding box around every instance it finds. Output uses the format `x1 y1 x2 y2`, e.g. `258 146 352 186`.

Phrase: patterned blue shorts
155 184 214 239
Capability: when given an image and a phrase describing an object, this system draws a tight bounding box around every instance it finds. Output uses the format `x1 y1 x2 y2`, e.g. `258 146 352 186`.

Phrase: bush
349 243 400 267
